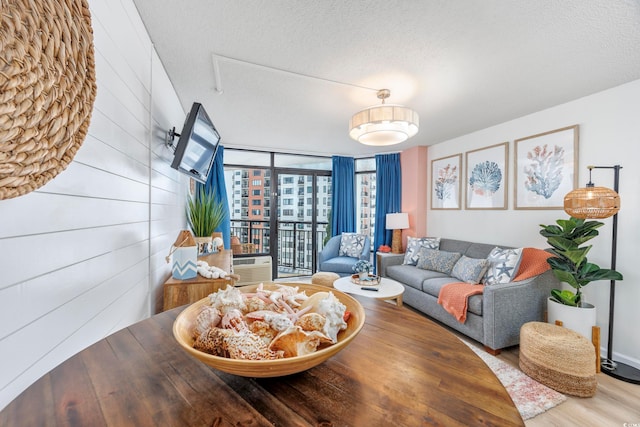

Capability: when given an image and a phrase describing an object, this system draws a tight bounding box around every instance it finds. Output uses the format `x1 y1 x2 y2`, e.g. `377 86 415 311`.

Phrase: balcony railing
230 219 329 276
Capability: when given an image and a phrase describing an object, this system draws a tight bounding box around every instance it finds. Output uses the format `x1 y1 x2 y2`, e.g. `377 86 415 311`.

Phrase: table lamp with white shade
386 212 409 254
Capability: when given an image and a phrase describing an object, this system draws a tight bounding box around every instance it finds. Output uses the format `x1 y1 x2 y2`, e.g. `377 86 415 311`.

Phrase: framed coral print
465 142 508 209
431 154 462 210
514 125 578 209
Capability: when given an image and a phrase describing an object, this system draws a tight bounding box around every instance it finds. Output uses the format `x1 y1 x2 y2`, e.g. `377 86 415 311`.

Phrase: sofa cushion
403 237 441 265
439 239 472 256
451 255 490 284
421 276 460 297
387 264 448 290
416 248 462 274
464 242 500 259
484 247 524 285
339 233 365 258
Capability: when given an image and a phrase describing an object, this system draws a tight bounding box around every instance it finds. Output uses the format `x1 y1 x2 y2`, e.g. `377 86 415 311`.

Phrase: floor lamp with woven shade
564 165 639 384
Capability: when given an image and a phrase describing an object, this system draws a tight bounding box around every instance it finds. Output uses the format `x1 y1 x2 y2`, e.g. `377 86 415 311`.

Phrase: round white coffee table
333 275 405 307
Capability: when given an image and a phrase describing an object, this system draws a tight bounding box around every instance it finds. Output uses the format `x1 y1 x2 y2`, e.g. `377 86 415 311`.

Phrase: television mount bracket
165 127 181 153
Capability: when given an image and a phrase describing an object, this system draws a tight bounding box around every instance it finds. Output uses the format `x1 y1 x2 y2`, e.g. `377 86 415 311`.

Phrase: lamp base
601 359 640 384
391 229 403 254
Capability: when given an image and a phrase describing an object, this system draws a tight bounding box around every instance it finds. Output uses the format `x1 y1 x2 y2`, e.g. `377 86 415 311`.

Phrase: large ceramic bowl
172 282 366 377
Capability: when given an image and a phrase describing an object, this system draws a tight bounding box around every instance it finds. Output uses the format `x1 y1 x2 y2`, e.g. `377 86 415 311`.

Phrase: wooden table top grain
0 295 523 427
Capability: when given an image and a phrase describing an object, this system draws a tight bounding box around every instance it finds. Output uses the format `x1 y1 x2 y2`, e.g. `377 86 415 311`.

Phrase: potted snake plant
187 186 227 255
539 216 623 338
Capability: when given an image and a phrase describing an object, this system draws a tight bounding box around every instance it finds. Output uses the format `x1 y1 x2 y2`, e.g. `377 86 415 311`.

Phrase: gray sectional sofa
377 238 560 353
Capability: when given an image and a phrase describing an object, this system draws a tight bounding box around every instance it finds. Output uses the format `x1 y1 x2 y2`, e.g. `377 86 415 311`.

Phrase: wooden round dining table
0 294 523 426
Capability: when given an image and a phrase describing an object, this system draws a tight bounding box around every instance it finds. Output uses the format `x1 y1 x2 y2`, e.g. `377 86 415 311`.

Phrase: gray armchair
318 234 371 277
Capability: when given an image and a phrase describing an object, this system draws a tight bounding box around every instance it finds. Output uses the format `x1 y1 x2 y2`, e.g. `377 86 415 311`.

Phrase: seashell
295 312 326 332
268 325 332 358
299 291 347 343
249 320 278 346
245 310 293 332
221 308 248 332
193 327 233 357
193 305 221 339
245 296 267 313
225 331 283 360
209 285 246 315
298 292 330 312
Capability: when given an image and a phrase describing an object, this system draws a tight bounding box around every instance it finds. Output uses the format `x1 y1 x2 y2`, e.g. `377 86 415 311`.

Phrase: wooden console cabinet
162 250 235 311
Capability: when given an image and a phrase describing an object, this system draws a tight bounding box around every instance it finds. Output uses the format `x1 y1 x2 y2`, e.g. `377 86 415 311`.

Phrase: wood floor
280 278 640 425
496 344 640 426
430 312 640 426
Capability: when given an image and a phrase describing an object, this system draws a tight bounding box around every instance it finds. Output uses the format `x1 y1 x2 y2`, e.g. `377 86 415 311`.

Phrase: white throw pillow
339 233 366 258
484 247 523 285
403 237 441 265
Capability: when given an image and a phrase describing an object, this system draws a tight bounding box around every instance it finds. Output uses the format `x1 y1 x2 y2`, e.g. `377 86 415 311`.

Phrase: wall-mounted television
169 102 221 184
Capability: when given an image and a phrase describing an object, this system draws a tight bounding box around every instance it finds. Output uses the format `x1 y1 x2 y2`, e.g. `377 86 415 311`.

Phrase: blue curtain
374 153 402 266
331 156 356 236
198 145 231 249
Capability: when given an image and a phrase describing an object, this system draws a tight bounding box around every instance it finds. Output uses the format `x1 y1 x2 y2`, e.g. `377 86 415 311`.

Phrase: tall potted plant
187 186 227 255
539 216 623 337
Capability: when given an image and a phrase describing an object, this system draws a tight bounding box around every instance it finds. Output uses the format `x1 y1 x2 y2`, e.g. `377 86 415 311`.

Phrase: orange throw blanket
438 248 553 323
513 247 552 281
438 283 484 323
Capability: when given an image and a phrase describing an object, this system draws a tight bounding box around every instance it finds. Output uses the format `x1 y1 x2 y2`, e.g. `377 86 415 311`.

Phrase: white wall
0 0 187 409
428 79 640 369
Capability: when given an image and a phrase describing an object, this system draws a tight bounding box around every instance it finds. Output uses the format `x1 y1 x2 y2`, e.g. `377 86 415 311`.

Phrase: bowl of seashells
172 282 366 377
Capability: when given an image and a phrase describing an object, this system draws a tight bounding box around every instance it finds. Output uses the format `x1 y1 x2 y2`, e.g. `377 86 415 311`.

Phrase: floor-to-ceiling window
355 158 376 249
224 149 333 278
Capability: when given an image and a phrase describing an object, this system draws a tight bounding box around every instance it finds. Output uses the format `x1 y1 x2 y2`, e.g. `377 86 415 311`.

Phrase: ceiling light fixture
349 89 419 146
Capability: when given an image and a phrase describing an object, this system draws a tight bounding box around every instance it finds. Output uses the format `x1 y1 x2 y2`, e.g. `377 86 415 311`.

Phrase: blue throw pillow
451 256 490 284
416 248 462 274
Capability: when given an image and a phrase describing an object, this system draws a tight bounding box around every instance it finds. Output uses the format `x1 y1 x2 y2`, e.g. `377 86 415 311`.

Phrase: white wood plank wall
0 0 188 409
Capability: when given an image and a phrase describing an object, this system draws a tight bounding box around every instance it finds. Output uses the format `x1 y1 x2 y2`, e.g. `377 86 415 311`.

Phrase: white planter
547 297 596 340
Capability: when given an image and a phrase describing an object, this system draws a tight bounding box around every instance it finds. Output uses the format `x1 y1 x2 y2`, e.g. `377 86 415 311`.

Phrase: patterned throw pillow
484 247 524 285
339 233 366 258
416 248 462 274
403 237 441 265
451 256 491 284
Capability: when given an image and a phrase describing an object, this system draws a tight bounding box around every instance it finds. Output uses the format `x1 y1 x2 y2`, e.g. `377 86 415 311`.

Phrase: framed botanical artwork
431 154 462 210
514 125 579 209
465 142 508 210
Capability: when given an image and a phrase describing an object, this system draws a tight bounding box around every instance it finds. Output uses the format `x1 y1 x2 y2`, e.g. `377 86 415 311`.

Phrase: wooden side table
162 250 235 311
376 251 404 277
162 276 234 311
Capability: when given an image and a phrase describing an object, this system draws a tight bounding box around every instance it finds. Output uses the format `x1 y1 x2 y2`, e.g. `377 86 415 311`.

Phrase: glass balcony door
274 171 331 278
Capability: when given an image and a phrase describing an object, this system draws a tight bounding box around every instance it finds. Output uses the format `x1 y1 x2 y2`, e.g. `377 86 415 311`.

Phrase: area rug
464 341 567 420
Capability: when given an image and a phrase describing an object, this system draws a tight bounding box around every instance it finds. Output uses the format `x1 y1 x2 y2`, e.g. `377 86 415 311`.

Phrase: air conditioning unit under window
233 256 272 286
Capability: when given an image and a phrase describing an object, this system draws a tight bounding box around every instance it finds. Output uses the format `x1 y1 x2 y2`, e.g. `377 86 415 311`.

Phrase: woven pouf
519 322 596 397
311 272 340 287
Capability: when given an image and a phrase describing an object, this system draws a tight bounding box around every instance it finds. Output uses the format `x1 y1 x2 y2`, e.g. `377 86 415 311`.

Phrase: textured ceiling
131 0 640 157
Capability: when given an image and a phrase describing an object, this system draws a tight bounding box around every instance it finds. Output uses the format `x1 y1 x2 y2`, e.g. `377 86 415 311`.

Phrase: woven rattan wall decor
0 0 97 200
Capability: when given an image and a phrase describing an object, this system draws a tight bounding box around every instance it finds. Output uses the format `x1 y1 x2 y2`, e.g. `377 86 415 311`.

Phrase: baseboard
599 346 640 370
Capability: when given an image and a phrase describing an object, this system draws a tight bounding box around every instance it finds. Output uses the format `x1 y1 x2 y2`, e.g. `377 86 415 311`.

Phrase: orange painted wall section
400 146 428 249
